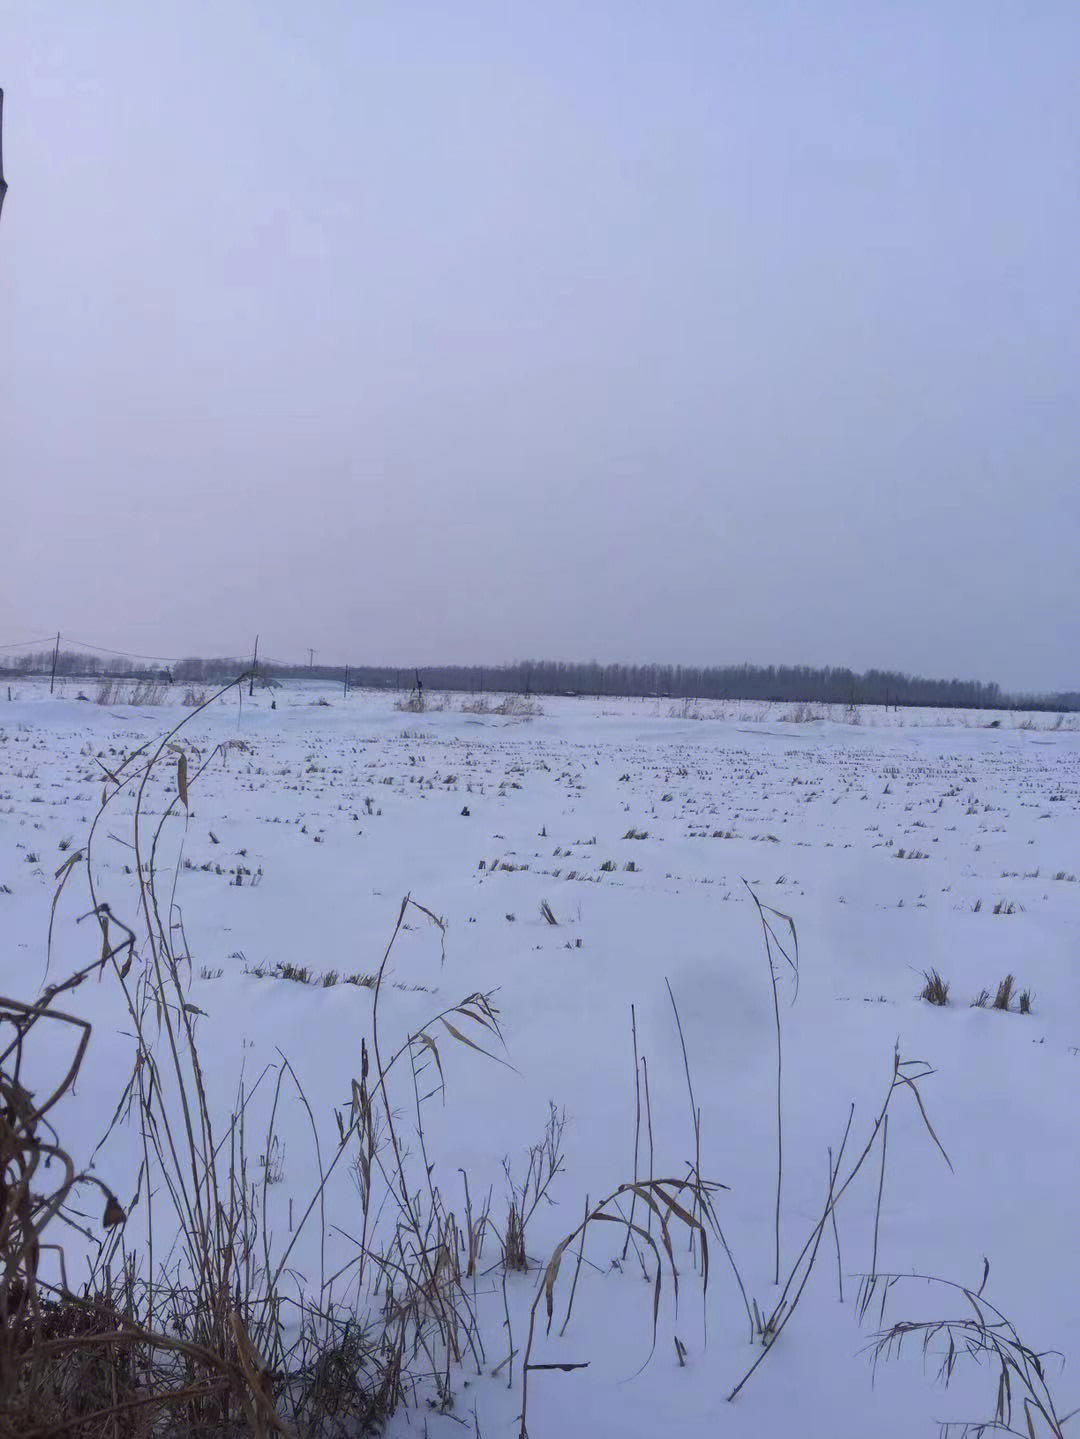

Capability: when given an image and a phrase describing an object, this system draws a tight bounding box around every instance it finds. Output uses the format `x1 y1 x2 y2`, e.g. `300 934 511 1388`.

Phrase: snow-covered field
3 679 1079 1437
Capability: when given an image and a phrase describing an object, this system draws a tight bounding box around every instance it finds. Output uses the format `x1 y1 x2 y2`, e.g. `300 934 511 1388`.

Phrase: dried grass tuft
920 969 950 1005
993 974 1015 1010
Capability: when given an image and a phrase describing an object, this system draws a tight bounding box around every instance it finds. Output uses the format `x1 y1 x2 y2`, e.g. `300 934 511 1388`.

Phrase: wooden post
344 665 349 697
49 632 60 695
249 634 258 697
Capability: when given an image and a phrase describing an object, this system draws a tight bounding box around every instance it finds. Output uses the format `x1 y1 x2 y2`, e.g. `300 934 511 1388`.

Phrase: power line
3 631 336 671
0 633 188 662
0 636 56 650
64 638 311 668
62 637 195 664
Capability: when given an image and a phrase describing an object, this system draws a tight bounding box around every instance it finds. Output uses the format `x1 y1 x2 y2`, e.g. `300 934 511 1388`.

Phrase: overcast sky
1 2 1078 690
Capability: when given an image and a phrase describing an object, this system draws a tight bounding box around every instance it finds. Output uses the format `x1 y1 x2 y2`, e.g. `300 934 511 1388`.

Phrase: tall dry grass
3 680 718 1437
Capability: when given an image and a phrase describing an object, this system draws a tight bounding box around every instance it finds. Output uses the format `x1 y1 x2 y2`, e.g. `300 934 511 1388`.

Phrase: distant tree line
3 648 1076 712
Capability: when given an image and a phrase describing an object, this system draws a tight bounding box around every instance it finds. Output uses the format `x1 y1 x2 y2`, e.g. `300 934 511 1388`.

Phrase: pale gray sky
1 2 1077 690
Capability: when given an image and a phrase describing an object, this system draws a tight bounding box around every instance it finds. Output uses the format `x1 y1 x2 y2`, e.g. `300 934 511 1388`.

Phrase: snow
2 678 1079 1437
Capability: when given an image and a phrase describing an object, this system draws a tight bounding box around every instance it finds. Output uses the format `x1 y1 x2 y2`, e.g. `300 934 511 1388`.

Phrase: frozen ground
2 678 1079 1437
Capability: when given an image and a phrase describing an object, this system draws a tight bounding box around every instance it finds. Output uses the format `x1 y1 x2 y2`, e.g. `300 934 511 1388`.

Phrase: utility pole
49 632 60 695
249 634 259 697
0 90 8 226
343 665 349 697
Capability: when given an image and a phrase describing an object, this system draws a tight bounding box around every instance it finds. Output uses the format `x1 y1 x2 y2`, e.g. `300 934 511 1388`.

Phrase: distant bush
782 702 825 723
494 693 542 717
